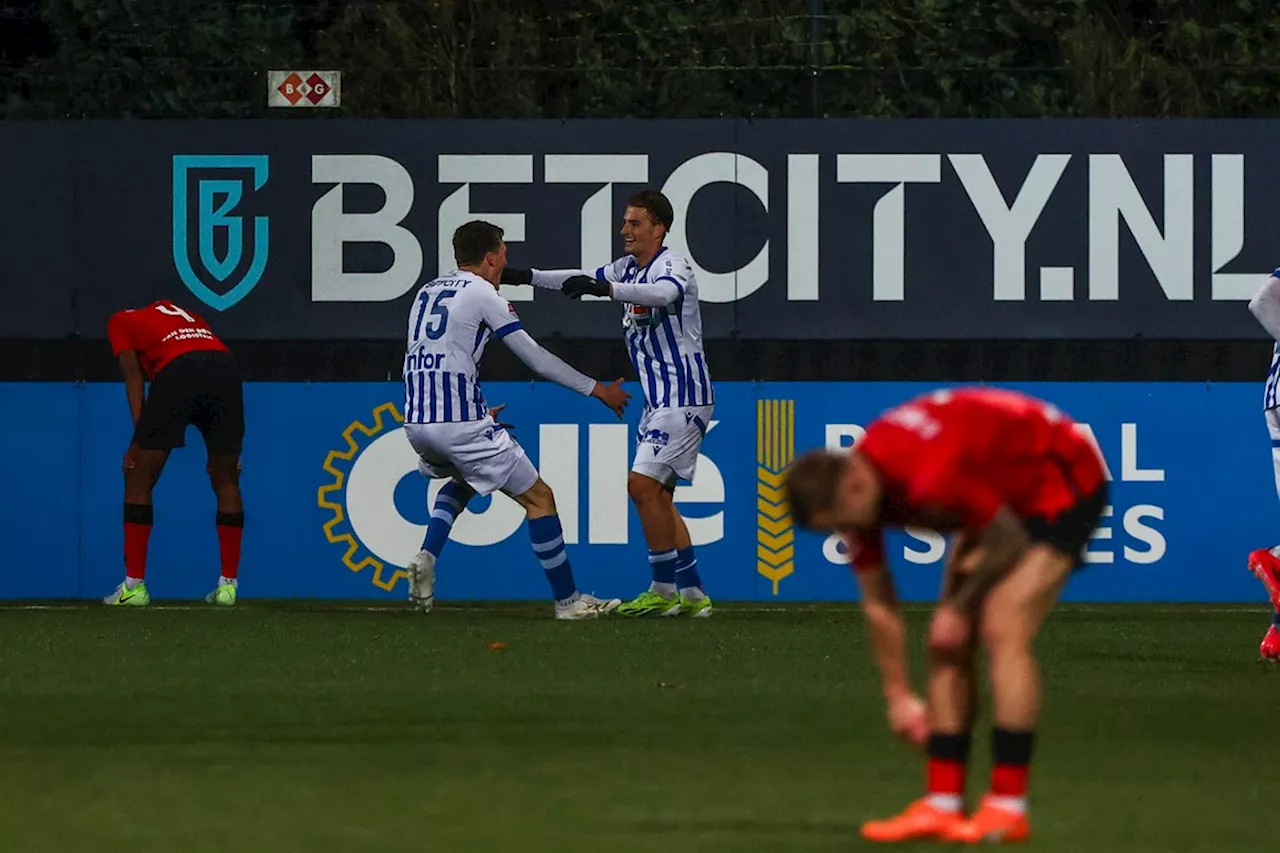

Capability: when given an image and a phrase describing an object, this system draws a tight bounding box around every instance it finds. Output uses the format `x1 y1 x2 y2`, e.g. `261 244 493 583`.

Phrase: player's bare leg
508 478 619 619
863 549 975 843
925 562 980 808
408 478 476 612
950 544 1073 843
616 472 688 616
669 501 711 616
205 453 243 605
106 444 170 605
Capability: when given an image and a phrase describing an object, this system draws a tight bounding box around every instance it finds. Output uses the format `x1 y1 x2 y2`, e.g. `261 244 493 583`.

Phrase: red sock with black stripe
123 503 153 584
925 732 971 813
216 511 244 580
990 727 1035 813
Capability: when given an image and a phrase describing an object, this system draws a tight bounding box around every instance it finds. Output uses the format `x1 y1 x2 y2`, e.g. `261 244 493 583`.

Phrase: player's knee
521 478 557 516
978 612 1030 658
206 456 240 485
628 471 666 504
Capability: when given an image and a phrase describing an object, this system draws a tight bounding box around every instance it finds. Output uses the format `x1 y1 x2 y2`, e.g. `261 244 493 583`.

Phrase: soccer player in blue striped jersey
1247 267 1280 659
402 220 631 620
502 190 715 618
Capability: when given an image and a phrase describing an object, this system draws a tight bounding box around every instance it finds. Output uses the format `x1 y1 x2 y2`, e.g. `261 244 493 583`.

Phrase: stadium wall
2 380 1270 603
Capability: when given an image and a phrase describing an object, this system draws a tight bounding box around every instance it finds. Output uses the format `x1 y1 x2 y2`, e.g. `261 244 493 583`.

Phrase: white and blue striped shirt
1263 267 1280 412
1266 343 1280 411
403 270 523 424
596 247 714 410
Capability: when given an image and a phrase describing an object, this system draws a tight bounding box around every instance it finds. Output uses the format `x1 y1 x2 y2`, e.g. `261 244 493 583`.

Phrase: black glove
500 266 532 286
562 275 610 300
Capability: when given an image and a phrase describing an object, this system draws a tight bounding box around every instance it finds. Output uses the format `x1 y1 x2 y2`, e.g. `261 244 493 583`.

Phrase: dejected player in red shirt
784 387 1106 844
105 300 245 607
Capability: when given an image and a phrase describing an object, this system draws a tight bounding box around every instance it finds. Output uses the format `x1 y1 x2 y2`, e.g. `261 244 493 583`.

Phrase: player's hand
499 266 532 286
591 379 631 419
886 690 928 749
122 448 136 473
928 603 972 659
562 275 610 300
487 403 516 432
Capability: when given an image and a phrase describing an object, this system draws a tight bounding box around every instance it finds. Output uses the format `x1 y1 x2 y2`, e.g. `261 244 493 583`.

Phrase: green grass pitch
0 602 1275 852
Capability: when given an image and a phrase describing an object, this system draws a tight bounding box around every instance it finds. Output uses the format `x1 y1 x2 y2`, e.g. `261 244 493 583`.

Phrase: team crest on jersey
172 154 270 311
317 402 414 592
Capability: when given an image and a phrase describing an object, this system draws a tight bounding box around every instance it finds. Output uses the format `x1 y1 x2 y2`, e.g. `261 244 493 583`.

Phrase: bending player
402 220 631 619
1245 267 1280 660
105 301 245 606
784 387 1107 844
501 190 715 617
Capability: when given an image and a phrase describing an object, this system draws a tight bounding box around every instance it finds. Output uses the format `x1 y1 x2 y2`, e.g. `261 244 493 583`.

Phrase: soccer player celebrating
501 190 715 618
784 388 1107 844
1245 268 1280 659
105 301 245 606
402 220 630 619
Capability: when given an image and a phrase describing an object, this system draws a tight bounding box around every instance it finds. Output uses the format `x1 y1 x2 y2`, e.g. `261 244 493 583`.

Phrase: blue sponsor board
0 381 1273 602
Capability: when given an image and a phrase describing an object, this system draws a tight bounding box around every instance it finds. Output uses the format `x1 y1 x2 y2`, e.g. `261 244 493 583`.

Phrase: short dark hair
453 220 504 266
783 449 847 529
627 189 674 230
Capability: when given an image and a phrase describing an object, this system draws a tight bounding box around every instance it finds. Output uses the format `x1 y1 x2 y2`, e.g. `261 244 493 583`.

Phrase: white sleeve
1249 273 1280 342
530 269 583 291
610 255 687 307
610 279 681 307
501 330 597 396
530 260 626 290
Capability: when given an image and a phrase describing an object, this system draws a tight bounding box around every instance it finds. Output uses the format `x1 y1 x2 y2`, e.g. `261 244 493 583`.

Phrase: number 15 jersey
403 271 524 425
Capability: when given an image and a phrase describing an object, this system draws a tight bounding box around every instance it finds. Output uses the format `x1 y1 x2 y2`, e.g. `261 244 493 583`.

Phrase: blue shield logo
172 155 270 311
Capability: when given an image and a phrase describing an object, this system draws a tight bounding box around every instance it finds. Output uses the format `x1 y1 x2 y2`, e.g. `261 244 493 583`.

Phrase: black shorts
134 350 244 454
1023 482 1109 566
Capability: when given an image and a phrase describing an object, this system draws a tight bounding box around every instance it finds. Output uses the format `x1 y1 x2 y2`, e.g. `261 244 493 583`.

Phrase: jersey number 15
412 289 456 341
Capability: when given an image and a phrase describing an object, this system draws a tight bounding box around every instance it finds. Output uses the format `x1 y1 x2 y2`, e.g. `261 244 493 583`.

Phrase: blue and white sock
529 515 577 603
675 546 705 599
422 481 474 558
649 549 678 597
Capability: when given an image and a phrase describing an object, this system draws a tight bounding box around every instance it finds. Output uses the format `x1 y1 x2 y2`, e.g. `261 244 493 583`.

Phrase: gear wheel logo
317 402 412 592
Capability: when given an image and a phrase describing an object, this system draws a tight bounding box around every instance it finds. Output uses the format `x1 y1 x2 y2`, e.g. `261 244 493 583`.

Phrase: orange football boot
1247 549 1280 609
860 798 966 843
947 796 1030 844
1261 626 1280 661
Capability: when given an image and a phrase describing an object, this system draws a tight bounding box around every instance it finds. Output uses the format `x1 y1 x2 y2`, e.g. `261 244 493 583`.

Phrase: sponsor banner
267 71 341 107
1 120 1279 339
0 380 1273 603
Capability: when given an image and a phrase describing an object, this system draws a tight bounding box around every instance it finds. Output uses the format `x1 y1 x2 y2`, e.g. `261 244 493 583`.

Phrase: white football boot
554 592 622 620
407 550 436 612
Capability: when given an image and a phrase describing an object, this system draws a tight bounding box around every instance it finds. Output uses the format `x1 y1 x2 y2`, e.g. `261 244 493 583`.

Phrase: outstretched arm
502 330 630 418
501 267 589 291
501 330 596 394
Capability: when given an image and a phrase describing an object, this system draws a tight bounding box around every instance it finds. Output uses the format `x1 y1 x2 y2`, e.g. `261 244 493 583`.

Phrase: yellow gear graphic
317 402 410 592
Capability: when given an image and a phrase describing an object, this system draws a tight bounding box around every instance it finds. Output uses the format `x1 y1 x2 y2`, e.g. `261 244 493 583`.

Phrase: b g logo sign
172 155 270 311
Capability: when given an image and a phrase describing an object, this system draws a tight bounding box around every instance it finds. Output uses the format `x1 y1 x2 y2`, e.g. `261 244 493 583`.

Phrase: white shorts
632 405 714 486
404 417 539 498
1267 408 1280 499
